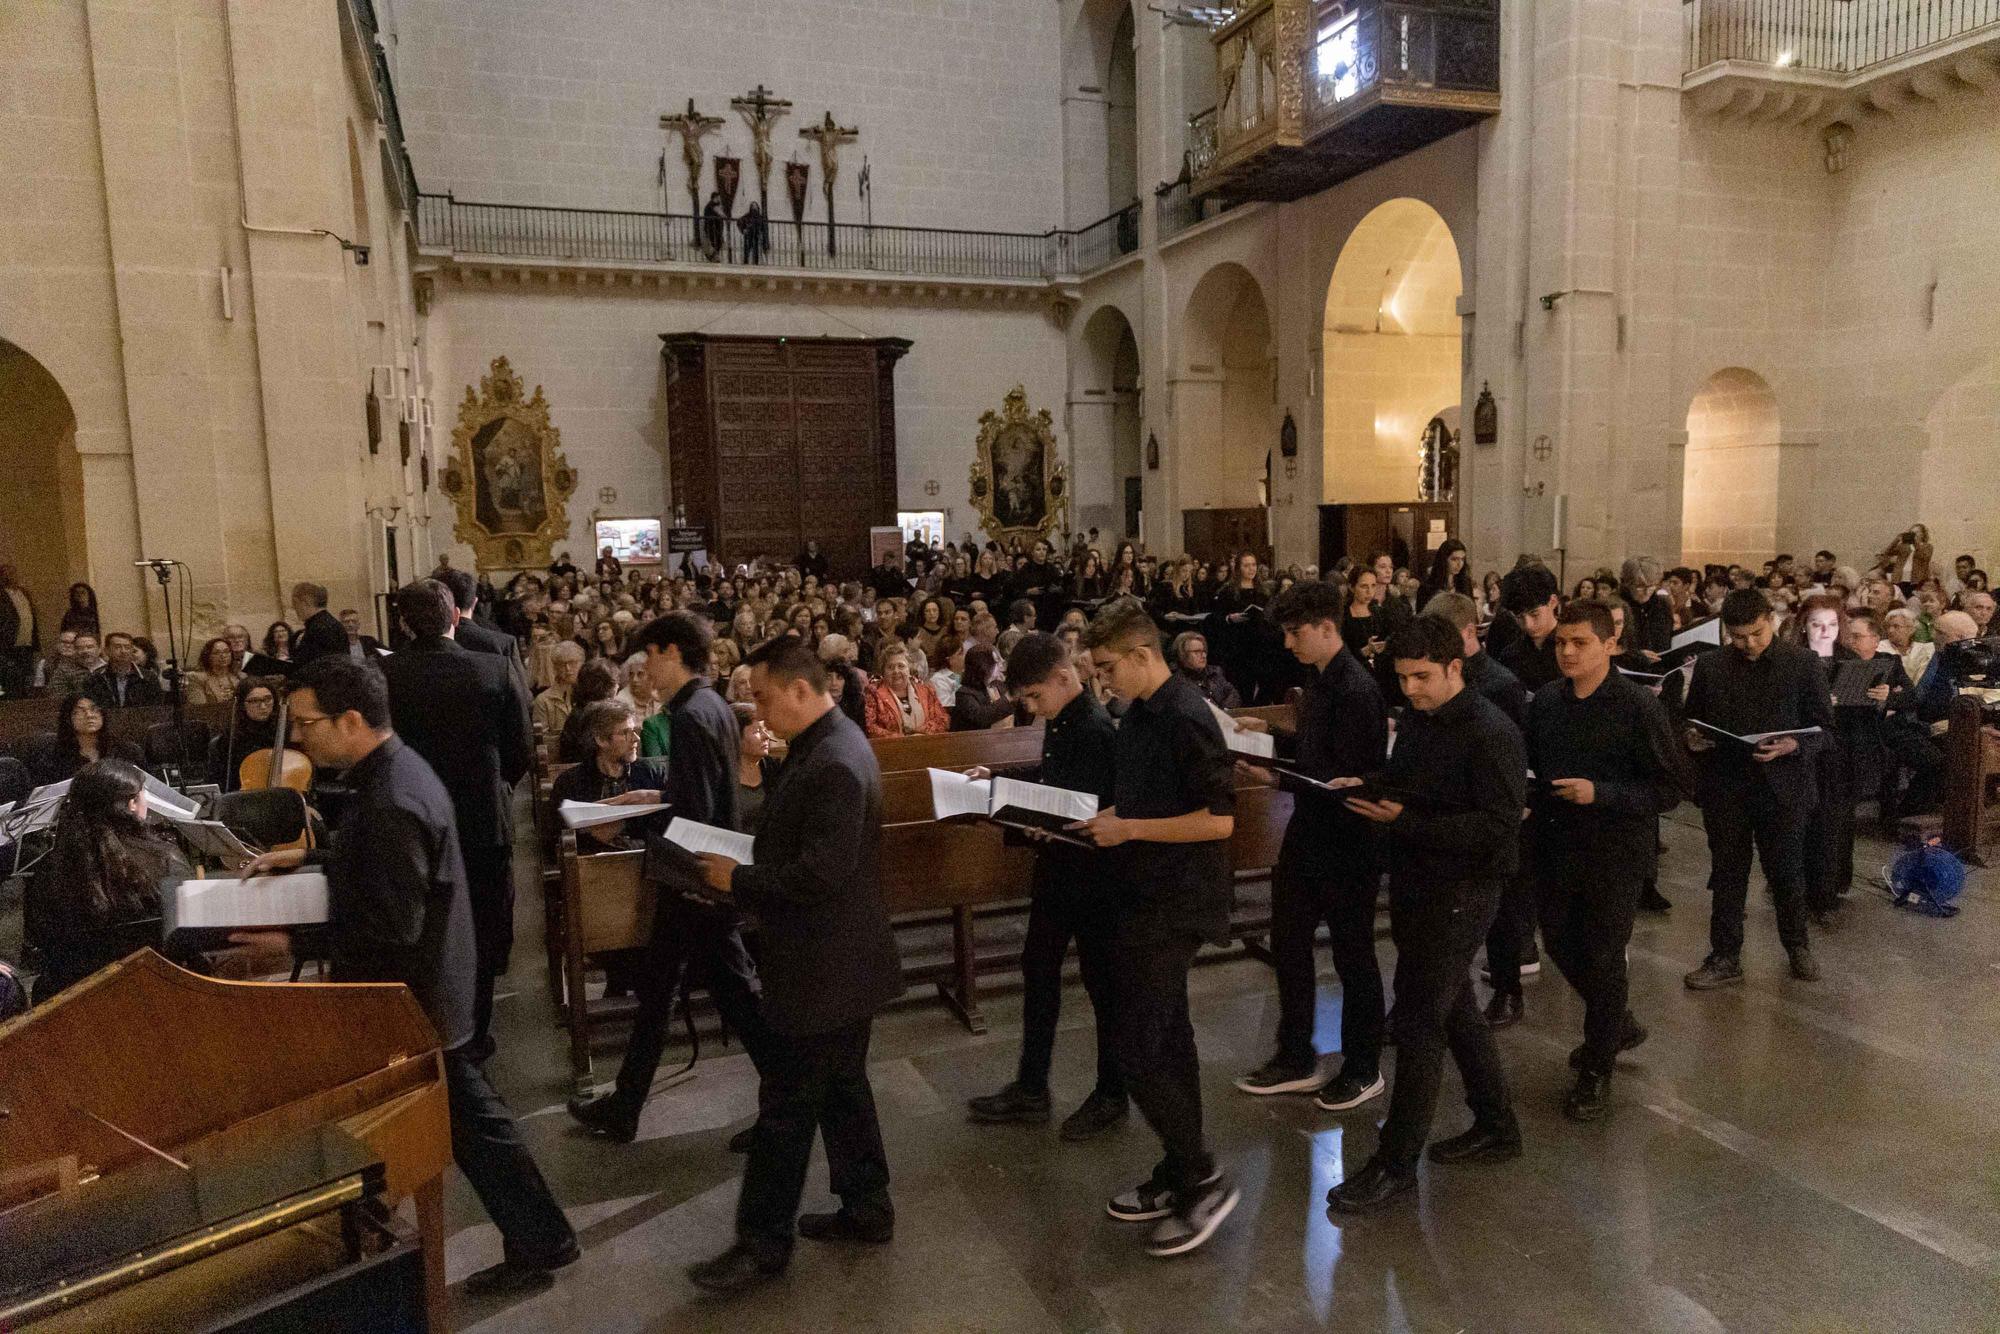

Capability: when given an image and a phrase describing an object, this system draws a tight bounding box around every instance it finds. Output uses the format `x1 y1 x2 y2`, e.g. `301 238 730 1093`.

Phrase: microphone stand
145 560 194 788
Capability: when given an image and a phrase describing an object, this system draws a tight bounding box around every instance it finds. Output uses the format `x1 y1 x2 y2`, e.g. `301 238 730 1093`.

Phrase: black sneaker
1787 945 1822 982
966 1082 1052 1125
1312 1072 1386 1112
1563 1071 1611 1122
1638 884 1672 913
1483 991 1523 1028
1684 954 1744 990
1325 1158 1418 1214
1145 1176 1241 1257
1569 1020 1648 1070
1426 1121 1522 1165
1233 1058 1328 1096
566 1093 639 1144
1059 1090 1128 1142
797 1209 894 1245
1106 1168 1221 1223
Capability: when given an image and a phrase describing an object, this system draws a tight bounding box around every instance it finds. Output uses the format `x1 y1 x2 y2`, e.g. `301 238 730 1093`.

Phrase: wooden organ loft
1193 0 1502 202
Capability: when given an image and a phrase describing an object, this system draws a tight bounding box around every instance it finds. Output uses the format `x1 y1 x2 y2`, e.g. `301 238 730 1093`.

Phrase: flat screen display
595 517 662 565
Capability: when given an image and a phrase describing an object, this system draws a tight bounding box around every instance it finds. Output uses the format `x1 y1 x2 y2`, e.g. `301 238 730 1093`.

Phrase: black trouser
444 1046 577 1267
612 898 772 1114
1482 849 1540 998
1377 877 1513 1170
1703 781 1811 955
1537 864 1643 1076
1107 913 1214 1198
1016 865 1122 1098
1802 746 1856 911
460 841 515 1048
1268 825 1381 1079
735 1017 891 1267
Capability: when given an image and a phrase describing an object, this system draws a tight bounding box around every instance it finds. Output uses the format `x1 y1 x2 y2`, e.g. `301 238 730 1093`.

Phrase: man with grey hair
1618 557 1673 657
291 581 349 665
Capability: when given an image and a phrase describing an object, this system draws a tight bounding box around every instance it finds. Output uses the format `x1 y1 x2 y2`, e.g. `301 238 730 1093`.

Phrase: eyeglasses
289 713 334 730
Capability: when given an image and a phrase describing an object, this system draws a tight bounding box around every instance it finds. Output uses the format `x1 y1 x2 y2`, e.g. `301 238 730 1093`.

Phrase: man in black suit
380 578 533 1060
437 568 528 691
245 656 577 1295
683 636 903 1295
289 582 349 666
83 632 165 708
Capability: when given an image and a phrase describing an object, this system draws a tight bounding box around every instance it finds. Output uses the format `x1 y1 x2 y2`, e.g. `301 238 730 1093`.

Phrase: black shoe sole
966 1107 1052 1125
1058 1104 1129 1142
1427 1139 1523 1166
1326 1177 1418 1214
566 1103 639 1144
1563 1100 1609 1123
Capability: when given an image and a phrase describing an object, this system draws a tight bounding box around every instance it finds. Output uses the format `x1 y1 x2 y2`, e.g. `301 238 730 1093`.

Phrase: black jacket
1525 672 1690 877
662 677 740 830
1499 630 1560 693
456 616 529 692
380 637 532 851
1682 639 1834 809
314 735 477 1051
729 706 903 1035
1462 650 1528 729
1279 645 1387 845
1377 685 1527 885
294 609 349 667
82 667 163 710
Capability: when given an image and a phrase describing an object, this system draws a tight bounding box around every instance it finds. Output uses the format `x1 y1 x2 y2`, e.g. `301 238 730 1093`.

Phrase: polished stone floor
435 815 2000 1333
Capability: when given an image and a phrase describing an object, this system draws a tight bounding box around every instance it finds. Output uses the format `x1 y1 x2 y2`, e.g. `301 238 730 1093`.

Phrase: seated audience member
209 678 280 791
59 581 101 637
261 620 296 663
1883 607 1933 682
1911 610 1980 734
532 640 586 738
23 759 189 1004
35 629 78 692
1963 589 1996 637
735 703 773 834
863 641 948 737
818 634 869 729
184 636 244 705
1171 631 1242 709
928 634 966 708
616 653 663 721
31 694 147 786
46 631 100 698
556 658 623 764
83 632 164 709
549 700 668 853
950 643 1010 731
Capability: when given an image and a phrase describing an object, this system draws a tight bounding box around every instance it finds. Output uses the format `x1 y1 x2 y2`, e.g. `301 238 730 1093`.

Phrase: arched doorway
1074 304 1144 542
0 339 86 658
1682 367 1781 568
1065 0 1140 225
1322 199 1463 505
1920 357 2000 571
1180 262 1273 561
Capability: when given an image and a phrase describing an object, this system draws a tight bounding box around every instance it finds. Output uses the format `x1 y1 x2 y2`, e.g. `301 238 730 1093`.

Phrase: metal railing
1684 0 2000 73
416 192 1154 280
1155 178 1229 241
1188 107 1219 179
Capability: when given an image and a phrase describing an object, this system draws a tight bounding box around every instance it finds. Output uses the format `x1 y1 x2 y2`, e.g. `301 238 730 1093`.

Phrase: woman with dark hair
912 596 949 662
30 694 147 786
734 703 774 834
1418 538 1473 608
556 658 624 763
1071 551 1107 601
262 620 295 662
23 759 188 1003
208 678 280 791
589 618 624 662
184 636 243 705
59 582 100 637
949 643 1010 731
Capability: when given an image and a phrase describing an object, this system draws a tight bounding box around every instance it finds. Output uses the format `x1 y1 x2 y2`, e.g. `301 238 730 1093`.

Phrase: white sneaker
1106 1168 1221 1223
1146 1179 1241 1257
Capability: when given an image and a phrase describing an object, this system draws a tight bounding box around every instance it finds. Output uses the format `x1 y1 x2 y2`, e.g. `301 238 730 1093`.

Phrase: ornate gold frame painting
441 356 578 571
969 385 1068 545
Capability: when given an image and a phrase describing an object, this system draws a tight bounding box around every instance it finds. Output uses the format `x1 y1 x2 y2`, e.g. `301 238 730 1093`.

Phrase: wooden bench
1934 693 2000 864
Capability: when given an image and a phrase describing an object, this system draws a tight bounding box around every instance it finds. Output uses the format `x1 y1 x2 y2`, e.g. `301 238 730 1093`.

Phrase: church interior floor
441 814 2000 1333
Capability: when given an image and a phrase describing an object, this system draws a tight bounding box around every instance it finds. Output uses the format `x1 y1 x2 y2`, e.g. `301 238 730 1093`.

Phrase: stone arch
1681 367 1783 568
1064 0 1141 225
1321 198 1464 505
1919 356 2000 571
0 338 87 633
1180 262 1273 516
1073 303 1143 541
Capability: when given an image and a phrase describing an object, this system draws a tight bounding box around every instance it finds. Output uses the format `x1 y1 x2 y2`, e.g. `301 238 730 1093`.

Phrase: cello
236 681 314 793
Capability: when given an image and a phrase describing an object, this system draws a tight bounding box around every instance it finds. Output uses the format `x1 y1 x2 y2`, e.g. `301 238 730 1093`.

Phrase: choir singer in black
1525 602 1690 1121
1326 617 1522 1214
682 636 904 1295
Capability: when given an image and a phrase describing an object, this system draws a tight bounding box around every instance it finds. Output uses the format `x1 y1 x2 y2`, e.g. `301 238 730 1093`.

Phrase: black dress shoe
1563 1071 1611 1122
1569 1020 1648 1070
1427 1122 1523 1165
566 1093 639 1144
1059 1090 1129 1142
727 1124 757 1153
687 1243 784 1294
1638 884 1672 913
1483 991 1523 1029
797 1209 894 1244
464 1242 579 1297
1787 945 1822 982
966 1081 1052 1125
1325 1159 1418 1214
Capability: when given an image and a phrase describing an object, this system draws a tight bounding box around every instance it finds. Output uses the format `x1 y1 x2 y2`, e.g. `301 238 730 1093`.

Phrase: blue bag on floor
1887 840 1965 919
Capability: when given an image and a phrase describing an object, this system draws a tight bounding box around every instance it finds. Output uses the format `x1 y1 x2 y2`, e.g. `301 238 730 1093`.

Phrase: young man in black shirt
245 656 578 1295
1327 617 1523 1214
1235 581 1390 1114
964 632 1127 1140
1526 602 1690 1121
1484 564 1560 1010
1075 599 1241 1257
1682 588 1836 988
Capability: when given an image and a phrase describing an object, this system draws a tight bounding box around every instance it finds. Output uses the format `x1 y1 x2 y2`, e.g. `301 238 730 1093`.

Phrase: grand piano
0 950 453 1330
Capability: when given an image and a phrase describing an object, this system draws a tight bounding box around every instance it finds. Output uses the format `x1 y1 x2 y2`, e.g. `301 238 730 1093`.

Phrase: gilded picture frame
440 356 579 572
969 385 1068 545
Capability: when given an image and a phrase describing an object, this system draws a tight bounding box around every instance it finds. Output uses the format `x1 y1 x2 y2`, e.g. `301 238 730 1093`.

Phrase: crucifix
730 83 792 214
799 111 859 255
659 98 723 216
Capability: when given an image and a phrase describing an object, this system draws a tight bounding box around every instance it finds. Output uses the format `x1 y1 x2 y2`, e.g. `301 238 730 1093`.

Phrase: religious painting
969 385 1068 545
441 356 578 571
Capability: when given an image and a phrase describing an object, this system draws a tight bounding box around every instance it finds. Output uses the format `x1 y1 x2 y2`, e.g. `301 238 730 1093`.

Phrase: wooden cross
659 98 724 215
731 85 793 212
799 111 859 252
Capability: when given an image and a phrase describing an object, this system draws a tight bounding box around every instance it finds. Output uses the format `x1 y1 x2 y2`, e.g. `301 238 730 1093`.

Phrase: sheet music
143 775 201 823
664 816 756 865
1691 719 1823 746
560 799 669 829
1223 727 1276 759
990 775 1097 823
164 872 329 934
26 779 70 807
1671 618 1722 651
927 768 993 820
175 819 255 870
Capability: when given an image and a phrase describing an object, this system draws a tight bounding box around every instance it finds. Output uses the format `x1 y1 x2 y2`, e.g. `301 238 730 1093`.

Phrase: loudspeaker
1552 493 1569 550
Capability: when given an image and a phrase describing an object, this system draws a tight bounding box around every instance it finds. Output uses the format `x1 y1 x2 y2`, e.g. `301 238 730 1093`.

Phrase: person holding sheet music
678 635 903 1295
1682 588 1836 989
963 631 1128 1140
1075 599 1242 1258
1234 581 1390 1114
547 700 668 853
570 612 774 1148
1794 592 1863 927
1526 602 1691 1122
1326 617 1523 1213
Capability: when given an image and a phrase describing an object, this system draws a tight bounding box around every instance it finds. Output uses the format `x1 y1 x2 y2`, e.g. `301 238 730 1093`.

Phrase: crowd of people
3 520 1993 1299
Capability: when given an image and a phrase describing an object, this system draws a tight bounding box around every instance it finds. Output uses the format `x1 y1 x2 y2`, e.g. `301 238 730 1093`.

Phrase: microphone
132 557 181 567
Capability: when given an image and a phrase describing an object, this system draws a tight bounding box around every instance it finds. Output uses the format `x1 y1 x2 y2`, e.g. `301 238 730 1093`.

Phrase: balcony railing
416 193 1149 281
1684 0 2000 74
1188 107 1220 179
351 0 418 207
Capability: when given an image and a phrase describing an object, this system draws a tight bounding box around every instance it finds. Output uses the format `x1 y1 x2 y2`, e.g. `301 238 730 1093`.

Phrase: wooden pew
1937 693 2000 864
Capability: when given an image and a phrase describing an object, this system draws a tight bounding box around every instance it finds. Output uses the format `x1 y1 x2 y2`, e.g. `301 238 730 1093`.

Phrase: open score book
927 769 1099 848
